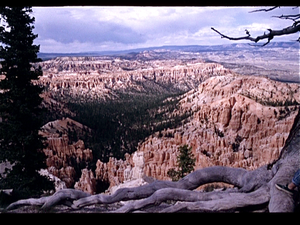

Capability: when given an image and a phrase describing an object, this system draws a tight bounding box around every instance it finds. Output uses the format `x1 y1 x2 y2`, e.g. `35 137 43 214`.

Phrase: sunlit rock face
40 118 93 188
36 57 232 101
36 56 299 193
94 74 300 186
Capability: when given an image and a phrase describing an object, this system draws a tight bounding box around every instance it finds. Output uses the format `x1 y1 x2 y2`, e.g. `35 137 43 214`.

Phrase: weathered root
72 166 255 209
6 189 91 211
160 185 270 213
268 130 300 211
6 165 273 212
267 111 300 212
41 188 91 210
72 180 178 209
5 196 50 211
114 187 240 213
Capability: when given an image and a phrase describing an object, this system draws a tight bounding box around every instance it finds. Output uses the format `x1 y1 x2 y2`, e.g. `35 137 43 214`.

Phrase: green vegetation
0 7 54 204
65 92 191 163
241 92 299 107
167 144 196 181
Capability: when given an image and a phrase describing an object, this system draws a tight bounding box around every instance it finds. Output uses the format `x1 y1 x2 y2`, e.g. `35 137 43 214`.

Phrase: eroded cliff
94 74 299 190
37 57 299 194
40 118 94 191
36 57 231 102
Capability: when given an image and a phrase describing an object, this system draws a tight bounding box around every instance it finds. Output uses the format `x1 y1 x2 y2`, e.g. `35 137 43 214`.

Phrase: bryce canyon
35 53 299 194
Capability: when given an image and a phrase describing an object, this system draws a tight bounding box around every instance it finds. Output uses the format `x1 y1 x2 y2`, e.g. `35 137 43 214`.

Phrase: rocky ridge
36 57 231 102
95 74 299 190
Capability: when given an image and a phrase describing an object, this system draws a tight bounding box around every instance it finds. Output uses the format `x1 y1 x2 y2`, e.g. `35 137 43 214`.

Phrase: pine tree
167 144 196 181
0 7 54 200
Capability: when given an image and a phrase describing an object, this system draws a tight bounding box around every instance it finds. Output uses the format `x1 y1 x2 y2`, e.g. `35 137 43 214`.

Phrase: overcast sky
32 6 299 53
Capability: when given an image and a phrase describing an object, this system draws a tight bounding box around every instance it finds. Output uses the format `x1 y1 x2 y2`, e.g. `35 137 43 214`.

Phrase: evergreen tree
167 144 196 181
0 7 54 200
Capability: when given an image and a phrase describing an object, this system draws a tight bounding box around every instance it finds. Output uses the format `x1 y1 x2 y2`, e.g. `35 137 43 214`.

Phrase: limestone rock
35 57 232 102
74 168 97 194
39 169 67 192
40 120 93 188
95 74 300 188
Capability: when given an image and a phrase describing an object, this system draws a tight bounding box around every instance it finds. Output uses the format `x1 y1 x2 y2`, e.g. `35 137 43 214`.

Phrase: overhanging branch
273 14 300 22
211 23 300 46
249 6 280 13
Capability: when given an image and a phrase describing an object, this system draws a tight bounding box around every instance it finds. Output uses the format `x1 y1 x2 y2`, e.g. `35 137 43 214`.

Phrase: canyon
38 42 300 83
35 53 300 194
36 55 231 102
94 74 299 191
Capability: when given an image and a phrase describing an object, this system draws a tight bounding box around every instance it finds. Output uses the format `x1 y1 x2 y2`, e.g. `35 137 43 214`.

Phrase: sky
32 6 300 53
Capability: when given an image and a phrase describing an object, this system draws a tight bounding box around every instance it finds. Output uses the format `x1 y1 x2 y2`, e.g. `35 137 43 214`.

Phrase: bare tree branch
211 23 300 46
249 6 280 13
212 6 300 47
272 14 300 22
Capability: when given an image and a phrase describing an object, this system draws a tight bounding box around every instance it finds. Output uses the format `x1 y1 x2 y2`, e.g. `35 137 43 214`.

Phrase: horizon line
37 41 298 55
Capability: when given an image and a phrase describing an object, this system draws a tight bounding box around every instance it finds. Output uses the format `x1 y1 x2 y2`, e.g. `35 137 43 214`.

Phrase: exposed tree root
113 187 240 213
5 189 90 211
72 165 272 209
160 185 270 213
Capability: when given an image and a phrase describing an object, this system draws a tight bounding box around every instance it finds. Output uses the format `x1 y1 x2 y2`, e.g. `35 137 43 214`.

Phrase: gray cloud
32 7 298 53
34 8 146 45
45 20 145 44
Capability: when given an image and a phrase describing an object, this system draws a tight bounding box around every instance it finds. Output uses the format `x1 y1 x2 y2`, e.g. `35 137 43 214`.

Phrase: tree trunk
5 111 300 213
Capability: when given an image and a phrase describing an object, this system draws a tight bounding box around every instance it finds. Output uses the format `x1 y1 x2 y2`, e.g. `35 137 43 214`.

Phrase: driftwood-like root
5 196 50 211
72 165 270 209
161 186 270 213
268 124 300 212
114 187 240 213
5 189 91 211
5 165 274 212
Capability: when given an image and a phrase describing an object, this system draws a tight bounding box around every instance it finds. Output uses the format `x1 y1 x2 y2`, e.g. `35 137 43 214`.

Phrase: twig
249 6 279 13
272 14 300 21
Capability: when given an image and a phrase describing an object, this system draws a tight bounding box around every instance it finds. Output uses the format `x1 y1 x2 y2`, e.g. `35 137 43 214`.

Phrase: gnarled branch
211 24 300 46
